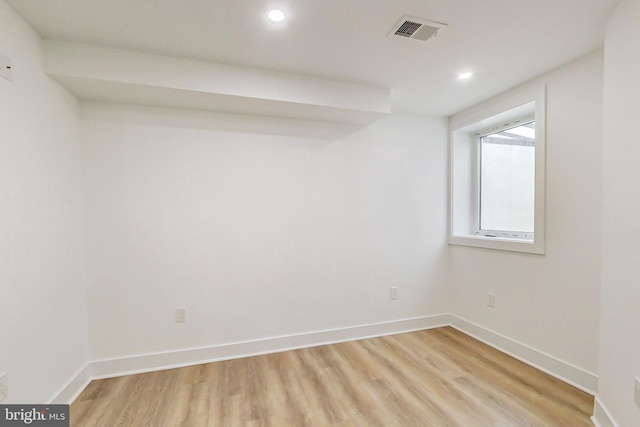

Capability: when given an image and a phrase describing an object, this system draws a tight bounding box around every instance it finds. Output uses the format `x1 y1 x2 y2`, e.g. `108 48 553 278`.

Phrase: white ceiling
6 0 618 116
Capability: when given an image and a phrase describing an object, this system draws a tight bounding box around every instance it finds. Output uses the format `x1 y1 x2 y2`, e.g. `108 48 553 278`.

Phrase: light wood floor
71 327 594 426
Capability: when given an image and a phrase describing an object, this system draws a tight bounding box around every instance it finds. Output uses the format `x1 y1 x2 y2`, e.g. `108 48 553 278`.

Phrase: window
476 118 535 240
449 85 546 254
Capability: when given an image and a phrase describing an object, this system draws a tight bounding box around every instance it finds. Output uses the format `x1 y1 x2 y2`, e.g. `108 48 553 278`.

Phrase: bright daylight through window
478 120 535 239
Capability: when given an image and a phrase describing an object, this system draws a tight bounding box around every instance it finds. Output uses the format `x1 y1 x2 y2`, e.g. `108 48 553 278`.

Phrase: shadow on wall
80 102 364 140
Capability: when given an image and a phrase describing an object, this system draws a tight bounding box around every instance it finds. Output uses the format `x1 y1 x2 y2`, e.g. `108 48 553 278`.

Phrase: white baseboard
449 315 598 394
50 364 93 405
90 314 450 379
53 314 449 403
53 313 599 406
591 397 618 427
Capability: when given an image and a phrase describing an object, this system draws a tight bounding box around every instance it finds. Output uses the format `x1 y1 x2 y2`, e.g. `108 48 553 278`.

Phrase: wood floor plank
71 327 594 426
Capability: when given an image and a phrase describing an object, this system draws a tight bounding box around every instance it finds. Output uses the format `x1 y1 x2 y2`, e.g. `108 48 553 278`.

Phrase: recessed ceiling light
458 72 473 80
268 9 285 22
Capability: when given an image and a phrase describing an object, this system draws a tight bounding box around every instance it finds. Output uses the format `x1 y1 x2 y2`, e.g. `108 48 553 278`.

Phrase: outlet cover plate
175 307 186 323
487 293 496 308
390 287 398 300
0 372 7 401
634 377 640 407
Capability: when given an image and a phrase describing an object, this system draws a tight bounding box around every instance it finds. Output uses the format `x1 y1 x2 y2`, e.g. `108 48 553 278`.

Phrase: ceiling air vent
390 16 447 42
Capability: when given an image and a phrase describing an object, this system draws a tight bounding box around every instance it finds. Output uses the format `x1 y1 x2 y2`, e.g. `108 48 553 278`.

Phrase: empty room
1 0 639 426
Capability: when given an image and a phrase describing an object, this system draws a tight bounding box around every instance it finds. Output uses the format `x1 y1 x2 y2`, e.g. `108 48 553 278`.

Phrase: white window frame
449 84 546 254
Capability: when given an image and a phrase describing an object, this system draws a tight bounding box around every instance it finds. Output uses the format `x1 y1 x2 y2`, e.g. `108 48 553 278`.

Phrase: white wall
450 52 603 382
0 1 89 403
82 104 450 360
597 0 640 425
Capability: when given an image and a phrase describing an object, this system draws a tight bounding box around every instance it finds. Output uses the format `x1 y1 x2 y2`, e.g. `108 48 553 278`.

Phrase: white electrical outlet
175 307 186 323
487 292 496 308
390 287 398 300
634 377 640 407
0 52 12 82
0 372 8 401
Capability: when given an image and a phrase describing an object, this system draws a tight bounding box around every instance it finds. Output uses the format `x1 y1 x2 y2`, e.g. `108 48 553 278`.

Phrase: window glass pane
480 122 535 233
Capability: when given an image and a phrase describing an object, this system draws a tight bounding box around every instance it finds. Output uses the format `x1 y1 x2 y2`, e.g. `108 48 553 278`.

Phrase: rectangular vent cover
390 16 447 42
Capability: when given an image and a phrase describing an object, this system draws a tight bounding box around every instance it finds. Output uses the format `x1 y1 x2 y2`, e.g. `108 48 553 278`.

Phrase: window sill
449 234 544 255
